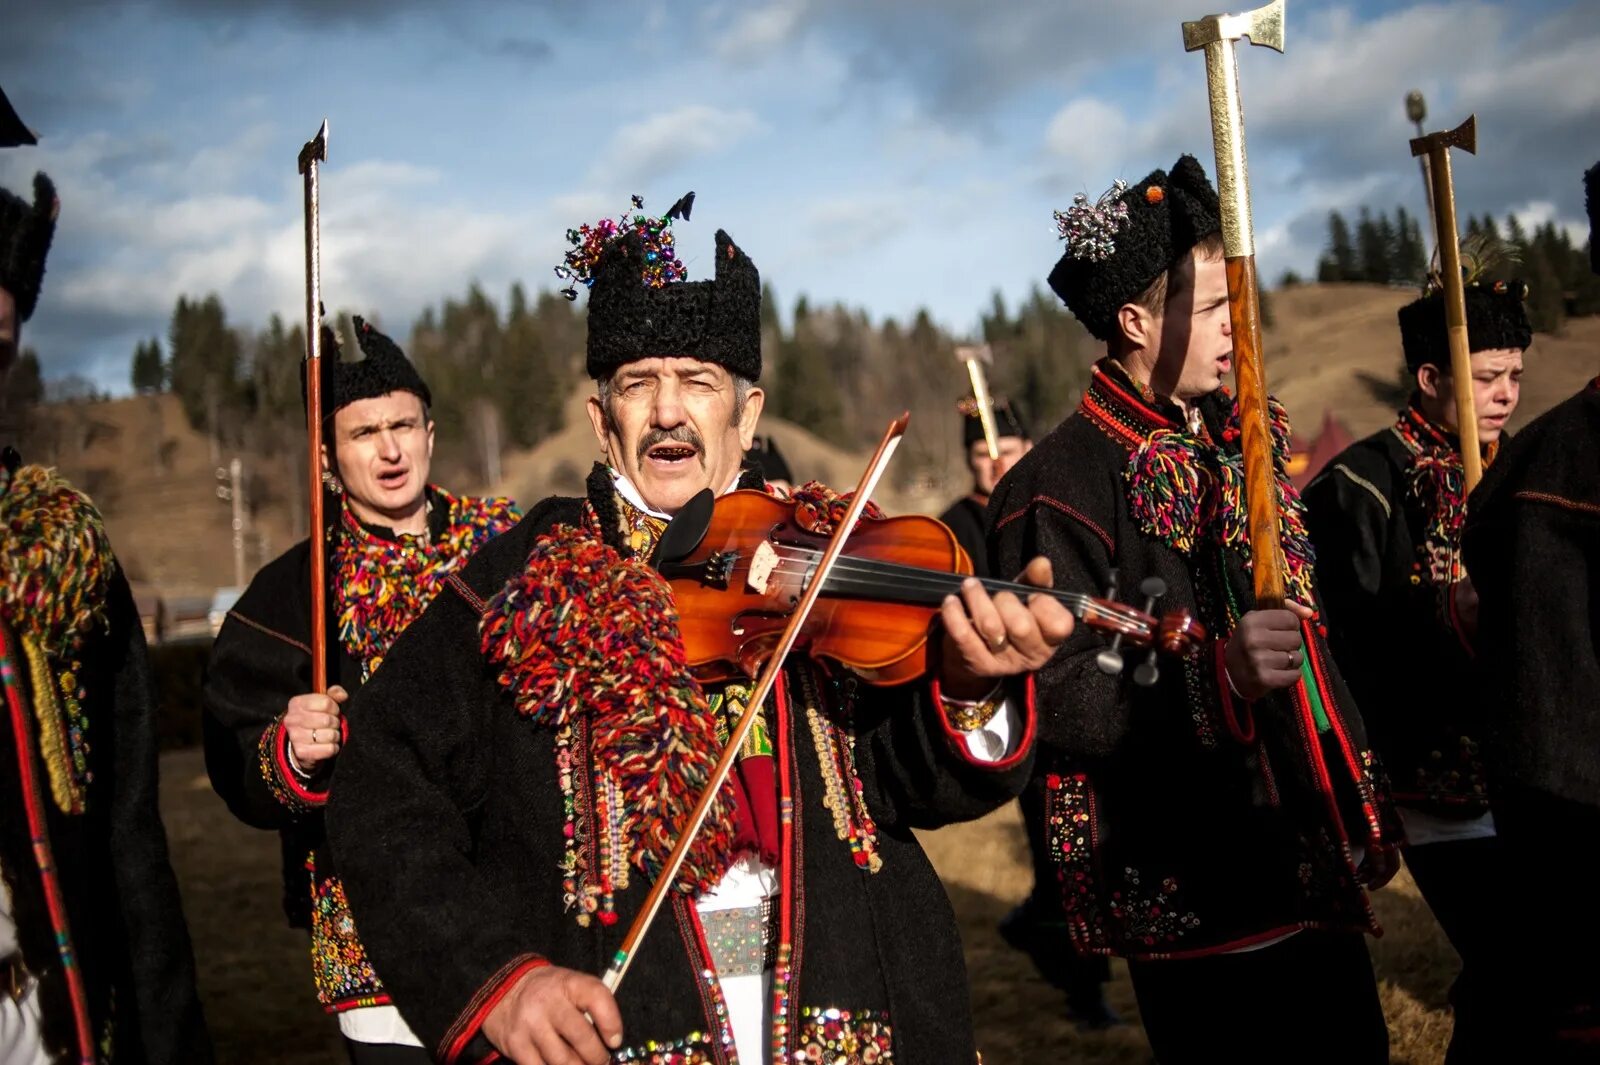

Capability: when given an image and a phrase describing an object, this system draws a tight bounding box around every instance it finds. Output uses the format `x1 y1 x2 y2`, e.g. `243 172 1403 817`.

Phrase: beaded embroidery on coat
0 464 115 814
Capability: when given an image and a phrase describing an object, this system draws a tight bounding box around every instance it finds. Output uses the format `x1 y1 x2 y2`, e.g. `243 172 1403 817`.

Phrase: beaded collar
332 486 520 679
1080 358 1318 605
1391 399 1498 586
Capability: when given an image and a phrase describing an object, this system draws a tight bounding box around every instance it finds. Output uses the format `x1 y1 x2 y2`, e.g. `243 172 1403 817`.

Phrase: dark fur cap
586 228 761 381
1047 155 1222 341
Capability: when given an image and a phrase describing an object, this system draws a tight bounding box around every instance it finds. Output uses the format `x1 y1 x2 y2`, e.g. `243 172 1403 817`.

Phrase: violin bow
601 412 911 993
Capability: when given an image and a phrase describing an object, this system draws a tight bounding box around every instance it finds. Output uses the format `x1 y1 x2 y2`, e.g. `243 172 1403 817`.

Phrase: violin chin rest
652 487 716 569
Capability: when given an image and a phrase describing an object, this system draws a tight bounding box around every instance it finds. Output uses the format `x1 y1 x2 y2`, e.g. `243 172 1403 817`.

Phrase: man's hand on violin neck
938 556 1074 699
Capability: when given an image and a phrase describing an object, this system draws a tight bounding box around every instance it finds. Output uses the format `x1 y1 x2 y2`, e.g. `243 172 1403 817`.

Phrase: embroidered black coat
1303 407 1492 818
1463 378 1600 811
987 361 1395 961
324 467 1035 1064
203 490 516 1012
203 534 356 929
0 472 211 1064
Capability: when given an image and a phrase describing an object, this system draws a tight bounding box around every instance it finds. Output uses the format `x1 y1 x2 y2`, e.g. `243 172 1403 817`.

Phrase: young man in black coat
988 156 1402 1064
939 397 1031 581
202 320 519 1062
1461 161 1600 1061
0 143 211 1062
326 207 1072 1065
1304 271 1530 1063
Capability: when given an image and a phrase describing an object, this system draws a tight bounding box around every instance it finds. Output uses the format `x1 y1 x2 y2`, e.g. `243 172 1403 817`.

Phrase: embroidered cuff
939 682 1005 731
258 717 331 813
930 675 1036 771
1215 639 1256 745
439 954 549 1064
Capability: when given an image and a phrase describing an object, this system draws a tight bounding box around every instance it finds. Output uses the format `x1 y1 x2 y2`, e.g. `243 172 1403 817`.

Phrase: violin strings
710 546 1153 630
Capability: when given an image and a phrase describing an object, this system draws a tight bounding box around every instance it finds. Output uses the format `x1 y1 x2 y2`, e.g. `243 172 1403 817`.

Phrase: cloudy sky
4 0 1595 392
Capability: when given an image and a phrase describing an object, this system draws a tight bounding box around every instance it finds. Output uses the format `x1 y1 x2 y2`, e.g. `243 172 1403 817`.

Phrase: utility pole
215 456 247 588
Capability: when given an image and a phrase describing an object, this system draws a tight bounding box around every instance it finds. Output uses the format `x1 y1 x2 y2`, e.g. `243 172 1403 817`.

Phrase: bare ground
161 749 1456 1064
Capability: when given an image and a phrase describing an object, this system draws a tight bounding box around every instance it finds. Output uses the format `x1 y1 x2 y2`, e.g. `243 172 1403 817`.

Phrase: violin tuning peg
1133 649 1160 687
1095 648 1125 676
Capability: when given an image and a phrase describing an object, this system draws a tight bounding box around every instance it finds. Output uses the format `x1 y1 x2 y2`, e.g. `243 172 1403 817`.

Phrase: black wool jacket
1463 378 1600 811
325 466 1036 1064
1303 405 1493 818
0 466 210 1064
988 361 1397 961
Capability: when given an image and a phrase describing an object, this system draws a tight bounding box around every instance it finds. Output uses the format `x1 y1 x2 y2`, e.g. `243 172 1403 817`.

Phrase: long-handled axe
1182 0 1287 608
298 120 330 692
1411 115 1484 490
954 342 999 461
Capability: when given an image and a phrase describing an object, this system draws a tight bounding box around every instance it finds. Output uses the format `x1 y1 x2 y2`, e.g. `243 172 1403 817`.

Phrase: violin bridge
747 541 779 594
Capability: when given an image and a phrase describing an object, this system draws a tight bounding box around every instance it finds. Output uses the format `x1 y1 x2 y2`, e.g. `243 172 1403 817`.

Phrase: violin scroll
1083 573 1207 686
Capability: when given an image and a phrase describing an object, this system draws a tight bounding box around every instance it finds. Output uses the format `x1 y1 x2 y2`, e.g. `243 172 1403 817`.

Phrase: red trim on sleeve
929 674 1037 771
1214 639 1256 745
272 718 330 807
439 954 549 1064
994 496 1115 554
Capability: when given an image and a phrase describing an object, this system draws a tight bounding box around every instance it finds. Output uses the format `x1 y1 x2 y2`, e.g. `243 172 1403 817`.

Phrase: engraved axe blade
1182 0 1285 53
298 119 329 175
1410 113 1476 158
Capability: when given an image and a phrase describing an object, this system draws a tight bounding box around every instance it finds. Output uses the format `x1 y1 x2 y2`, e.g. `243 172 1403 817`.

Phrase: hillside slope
21 285 1596 599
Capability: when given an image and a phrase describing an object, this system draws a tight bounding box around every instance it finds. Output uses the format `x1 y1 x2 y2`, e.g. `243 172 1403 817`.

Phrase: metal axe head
1182 0 1285 54
953 342 993 367
1410 113 1476 158
298 119 329 175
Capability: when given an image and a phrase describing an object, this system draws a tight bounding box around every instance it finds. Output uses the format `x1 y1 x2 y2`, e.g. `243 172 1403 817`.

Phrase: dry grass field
162 748 1459 1064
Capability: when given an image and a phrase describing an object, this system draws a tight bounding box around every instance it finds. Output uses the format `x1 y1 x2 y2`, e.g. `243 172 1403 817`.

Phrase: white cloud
714 1 804 62
1044 97 1140 179
587 105 765 188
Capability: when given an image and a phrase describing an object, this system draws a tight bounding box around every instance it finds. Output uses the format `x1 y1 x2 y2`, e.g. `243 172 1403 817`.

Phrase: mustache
637 425 706 468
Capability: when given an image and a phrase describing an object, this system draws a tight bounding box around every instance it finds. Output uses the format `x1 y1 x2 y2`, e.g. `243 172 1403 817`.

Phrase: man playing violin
326 199 1073 1065
989 156 1403 1064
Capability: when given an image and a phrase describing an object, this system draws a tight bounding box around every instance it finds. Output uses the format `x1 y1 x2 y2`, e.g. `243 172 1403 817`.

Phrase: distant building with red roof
1286 410 1355 490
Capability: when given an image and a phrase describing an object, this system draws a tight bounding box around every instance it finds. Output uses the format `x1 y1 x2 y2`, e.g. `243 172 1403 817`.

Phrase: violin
655 489 1205 688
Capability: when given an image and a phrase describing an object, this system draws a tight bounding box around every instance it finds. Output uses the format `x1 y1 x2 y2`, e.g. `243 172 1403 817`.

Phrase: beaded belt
700 898 777 977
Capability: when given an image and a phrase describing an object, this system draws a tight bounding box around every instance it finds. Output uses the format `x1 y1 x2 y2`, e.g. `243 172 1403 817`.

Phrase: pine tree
131 339 163 393
1393 207 1427 284
1356 208 1391 283
1526 239 1566 334
167 294 244 437
1318 211 1356 282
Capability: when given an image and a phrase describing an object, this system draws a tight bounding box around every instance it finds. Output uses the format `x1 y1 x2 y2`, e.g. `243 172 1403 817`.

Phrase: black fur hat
1585 160 1598 275
586 228 762 381
1047 155 1222 342
960 396 1030 447
1397 280 1533 373
0 173 58 322
303 316 433 418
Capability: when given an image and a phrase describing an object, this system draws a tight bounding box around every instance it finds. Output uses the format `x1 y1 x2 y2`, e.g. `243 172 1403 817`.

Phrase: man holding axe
1305 114 1532 1064
202 123 520 1064
988 4 1400 1060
